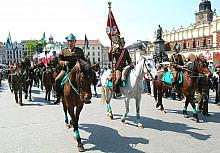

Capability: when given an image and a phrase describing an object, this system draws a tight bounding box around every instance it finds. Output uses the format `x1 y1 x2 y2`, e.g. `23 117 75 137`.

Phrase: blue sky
0 0 219 46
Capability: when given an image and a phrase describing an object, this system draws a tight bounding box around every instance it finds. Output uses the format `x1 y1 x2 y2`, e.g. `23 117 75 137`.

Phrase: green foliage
25 40 38 57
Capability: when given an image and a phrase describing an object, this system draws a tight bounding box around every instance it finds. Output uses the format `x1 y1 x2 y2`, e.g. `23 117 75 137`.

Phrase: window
87 47 90 49
187 42 190 48
93 58 95 62
98 52 100 56
92 47 95 50
98 57 100 62
208 39 211 45
98 47 100 50
197 41 200 47
93 52 95 56
88 52 90 55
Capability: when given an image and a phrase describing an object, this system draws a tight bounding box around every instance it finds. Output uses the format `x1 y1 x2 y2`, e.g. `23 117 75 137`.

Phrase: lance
108 1 115 90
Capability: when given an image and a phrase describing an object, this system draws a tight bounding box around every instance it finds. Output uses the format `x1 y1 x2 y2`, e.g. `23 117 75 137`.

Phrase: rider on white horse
108 37 134 96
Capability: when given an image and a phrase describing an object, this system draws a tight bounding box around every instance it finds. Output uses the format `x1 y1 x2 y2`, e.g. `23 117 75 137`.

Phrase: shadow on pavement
166 108 220 124
119 114 211 141
80 123 148 153
22 103 43 106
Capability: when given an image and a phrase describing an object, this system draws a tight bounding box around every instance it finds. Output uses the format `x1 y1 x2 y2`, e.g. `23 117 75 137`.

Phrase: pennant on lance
106 5 120 44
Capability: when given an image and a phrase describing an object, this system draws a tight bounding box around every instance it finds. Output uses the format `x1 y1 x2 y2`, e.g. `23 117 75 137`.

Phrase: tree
25 40 38 57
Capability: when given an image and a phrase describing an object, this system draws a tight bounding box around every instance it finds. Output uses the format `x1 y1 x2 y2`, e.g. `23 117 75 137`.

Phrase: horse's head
194 58 211 77
71 59 94 103
143 57 157 79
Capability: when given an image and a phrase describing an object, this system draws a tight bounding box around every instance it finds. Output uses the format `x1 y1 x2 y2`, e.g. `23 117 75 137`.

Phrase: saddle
161 70 183 85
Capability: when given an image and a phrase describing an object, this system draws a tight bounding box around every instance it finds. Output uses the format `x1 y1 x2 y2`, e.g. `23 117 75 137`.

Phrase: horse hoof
107 112 113 119
184 114 189 118
66 124 71 129
156 103 160 108
77 144 84 152
137 123 143 128
193 114 199 123
121 117 126 123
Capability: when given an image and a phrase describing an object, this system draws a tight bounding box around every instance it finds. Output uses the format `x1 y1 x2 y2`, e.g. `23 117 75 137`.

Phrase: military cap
120 37 125 43
23 51 27 55
65 34 76 41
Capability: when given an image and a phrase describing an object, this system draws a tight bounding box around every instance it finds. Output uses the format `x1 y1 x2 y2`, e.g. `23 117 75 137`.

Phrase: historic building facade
75 40 103 65
162 0 220 63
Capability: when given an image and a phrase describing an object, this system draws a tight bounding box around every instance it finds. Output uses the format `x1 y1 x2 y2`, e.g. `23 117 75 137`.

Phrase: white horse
101 56 157 127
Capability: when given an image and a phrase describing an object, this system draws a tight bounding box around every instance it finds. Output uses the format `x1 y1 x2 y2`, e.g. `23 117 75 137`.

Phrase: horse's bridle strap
67 76 79 95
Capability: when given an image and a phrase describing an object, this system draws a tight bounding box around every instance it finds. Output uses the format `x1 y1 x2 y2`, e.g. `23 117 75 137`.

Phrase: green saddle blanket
161 71 183 85
60 73 69 90
105 80 113 87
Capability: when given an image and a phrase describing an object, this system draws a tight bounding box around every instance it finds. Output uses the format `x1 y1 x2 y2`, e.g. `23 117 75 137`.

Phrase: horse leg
189 96 199 123
70 105 84 152
93 84 98 98
183 96 190 118
29 81 32 101
106 88 113 119
106 102 113 119
45 89 48 100
156 91 164 111
121 98 129 123
41 78 43 90
48 88 51 102
135 96 143 128
24 83 28 99
62 98 70 128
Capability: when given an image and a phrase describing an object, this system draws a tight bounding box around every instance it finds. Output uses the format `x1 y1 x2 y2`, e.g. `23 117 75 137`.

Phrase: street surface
0 80 220 153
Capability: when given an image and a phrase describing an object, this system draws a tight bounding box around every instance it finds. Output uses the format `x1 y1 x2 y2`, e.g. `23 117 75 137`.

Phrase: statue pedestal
154 39 168 63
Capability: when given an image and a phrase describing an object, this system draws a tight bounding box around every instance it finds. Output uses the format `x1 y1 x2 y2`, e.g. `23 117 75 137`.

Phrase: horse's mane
77 59 93 77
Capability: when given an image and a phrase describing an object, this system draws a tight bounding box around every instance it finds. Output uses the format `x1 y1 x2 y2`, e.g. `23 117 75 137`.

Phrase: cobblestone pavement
0 80 220 153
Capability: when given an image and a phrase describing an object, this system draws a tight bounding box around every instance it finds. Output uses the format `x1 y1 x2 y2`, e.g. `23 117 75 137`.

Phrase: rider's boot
54 70 65 104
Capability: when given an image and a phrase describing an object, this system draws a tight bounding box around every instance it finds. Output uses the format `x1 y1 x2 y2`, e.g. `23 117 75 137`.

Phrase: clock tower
195 0 213 24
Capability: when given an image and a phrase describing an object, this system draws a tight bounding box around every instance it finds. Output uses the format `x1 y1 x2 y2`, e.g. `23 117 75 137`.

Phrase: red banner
106 10 120 43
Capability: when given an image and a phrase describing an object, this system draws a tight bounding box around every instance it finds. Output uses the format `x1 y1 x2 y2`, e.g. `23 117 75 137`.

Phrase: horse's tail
101 86 106 103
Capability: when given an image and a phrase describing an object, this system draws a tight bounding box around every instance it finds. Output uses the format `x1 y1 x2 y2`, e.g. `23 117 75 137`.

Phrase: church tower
195 0 213 24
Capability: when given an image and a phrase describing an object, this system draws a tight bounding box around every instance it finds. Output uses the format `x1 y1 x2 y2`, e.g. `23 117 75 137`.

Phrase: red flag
106 9 120 43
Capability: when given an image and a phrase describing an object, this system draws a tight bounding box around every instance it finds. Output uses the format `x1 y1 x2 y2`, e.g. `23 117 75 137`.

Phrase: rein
131 58 147 81
66 65 80 95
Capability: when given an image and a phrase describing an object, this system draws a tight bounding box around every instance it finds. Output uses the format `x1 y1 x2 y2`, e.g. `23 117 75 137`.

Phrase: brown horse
42 68 53 101
153 58 211 122
61 59 94 152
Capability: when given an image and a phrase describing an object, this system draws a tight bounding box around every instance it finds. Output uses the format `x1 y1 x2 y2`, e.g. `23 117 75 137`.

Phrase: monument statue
156 25 163 40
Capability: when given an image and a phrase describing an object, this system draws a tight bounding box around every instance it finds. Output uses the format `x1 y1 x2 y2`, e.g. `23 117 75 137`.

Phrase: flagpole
108 1 115 91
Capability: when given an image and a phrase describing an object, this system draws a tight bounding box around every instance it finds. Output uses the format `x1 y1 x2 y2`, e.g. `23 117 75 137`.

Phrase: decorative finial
108 1 111 9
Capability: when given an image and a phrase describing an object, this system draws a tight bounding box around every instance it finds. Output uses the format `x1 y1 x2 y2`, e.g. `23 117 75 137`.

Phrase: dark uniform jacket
20 57 31 70
170 53 184 66
59 47 85 70
110 48 132 71
12 72 23 91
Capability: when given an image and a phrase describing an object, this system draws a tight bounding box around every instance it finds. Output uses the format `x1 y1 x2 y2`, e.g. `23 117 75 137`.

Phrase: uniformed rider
54 34 86 104
169 43 185 92
109 37 133 95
